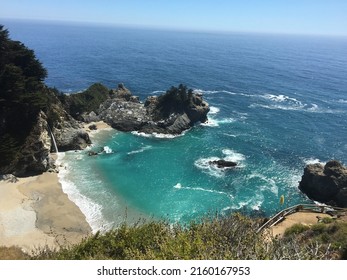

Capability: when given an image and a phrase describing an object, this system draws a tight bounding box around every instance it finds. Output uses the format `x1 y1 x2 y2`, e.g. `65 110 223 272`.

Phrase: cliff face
299 160 347 207
0 25 91 176
0 93 91 176
11 111 53 176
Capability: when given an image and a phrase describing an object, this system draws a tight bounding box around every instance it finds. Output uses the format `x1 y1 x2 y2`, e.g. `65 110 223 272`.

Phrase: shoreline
0 172 91 254
0 121 112 254
59 120 153 233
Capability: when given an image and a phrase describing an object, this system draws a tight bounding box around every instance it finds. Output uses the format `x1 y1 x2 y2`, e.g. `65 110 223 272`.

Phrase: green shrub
284 224 310 236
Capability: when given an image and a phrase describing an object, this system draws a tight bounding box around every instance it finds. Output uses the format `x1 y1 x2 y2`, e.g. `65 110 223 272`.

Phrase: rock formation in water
299 160 347 208
209 160 237 168
97 83 210 135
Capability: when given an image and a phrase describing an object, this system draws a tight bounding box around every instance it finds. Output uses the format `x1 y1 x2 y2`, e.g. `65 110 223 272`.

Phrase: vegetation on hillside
58 83 110 119
28 214 346 260
0 25 47 100
154 84 194 119
0 25 57 171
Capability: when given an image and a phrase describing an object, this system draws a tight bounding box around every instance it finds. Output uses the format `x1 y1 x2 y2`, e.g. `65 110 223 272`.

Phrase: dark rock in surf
299 160 347 207
209 159 237 168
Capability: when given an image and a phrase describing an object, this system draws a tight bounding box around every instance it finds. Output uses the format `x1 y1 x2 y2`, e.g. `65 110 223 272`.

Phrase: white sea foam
263 94 301 104
303 158 326 165
193 89 219 95
338 99 347 104
173 183 233 199
248 173 278 195
173 183 182 189
209 106 220 114
131 131 185 139
201 117 235 127
103 146 113 154
193 89 237 96
223 133 238 138
222 149 246 163
128 145 152 155
194 156 224 178
200 117 219 127
194 149 246 177
56 153 105 233
150 90 166 95
251 94 343 114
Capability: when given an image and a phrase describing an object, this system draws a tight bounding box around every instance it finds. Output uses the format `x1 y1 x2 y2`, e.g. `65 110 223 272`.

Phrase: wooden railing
256 204 346 233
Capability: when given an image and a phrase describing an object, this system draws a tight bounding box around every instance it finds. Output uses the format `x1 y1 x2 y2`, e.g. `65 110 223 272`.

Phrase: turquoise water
5 20 347 231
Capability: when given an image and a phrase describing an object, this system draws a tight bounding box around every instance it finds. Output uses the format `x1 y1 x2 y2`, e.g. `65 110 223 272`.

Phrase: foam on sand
57 153 105 233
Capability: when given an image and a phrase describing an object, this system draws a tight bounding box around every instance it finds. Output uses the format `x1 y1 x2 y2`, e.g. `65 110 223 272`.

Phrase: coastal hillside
0 25 91 176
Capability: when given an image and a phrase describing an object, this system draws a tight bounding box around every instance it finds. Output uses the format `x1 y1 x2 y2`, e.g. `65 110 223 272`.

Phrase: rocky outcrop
299 160 347 207
209 160 237 168
98 95 149 132
10 111 54 176
98 84 209 135
53 119 91 151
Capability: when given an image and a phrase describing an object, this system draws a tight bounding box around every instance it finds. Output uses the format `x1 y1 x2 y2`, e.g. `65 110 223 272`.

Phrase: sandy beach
0 121 113 255
83 120 113 133
0 172 91 254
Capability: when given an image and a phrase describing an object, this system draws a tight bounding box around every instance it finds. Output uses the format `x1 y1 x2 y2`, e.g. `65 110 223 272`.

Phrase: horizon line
2 17 347 38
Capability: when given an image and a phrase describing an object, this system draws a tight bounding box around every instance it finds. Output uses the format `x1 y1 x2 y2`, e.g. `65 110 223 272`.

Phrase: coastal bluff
299 160 347 208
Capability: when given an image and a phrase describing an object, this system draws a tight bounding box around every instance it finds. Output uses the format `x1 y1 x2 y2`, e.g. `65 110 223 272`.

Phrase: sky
0 0 346 36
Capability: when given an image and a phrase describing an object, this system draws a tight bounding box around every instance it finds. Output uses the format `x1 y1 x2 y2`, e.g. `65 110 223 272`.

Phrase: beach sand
0 172 91 254
83 120 113 132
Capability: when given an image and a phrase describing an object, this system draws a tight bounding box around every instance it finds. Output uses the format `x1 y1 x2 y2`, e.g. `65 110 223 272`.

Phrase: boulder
299 160 347 207
53 125 91 151
209 159 237 168
111 83 133 101
80 111 100 123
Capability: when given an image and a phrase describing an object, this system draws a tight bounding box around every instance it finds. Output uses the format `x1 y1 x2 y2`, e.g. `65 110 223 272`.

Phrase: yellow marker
280 195 285 205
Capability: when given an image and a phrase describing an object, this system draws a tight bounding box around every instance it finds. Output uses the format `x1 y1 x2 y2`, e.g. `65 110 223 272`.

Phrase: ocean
4 19 347 232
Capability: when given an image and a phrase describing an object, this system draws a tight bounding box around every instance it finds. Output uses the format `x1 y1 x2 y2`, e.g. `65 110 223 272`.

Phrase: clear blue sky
1 0 346 36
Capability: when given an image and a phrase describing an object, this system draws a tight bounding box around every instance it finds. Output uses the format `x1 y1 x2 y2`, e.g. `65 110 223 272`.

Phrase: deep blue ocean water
3 20 347 231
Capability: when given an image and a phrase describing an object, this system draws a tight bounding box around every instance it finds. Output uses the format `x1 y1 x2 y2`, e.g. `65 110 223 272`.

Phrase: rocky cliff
0 25 91 176
299 160 347 208
0 91 91 176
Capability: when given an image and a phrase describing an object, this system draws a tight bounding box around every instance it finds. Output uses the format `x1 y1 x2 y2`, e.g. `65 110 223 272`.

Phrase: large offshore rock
299 160 347 207
99 84 210 135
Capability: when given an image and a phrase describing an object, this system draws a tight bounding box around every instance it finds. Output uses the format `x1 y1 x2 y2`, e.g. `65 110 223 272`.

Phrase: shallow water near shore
5 20 347 231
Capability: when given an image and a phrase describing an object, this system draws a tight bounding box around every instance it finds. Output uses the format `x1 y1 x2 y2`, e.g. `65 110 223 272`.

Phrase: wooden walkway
256 204 346 234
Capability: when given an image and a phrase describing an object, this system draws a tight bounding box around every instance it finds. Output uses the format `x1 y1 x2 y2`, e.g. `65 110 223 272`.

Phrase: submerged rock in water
209 159 237 168
299 160 347 207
